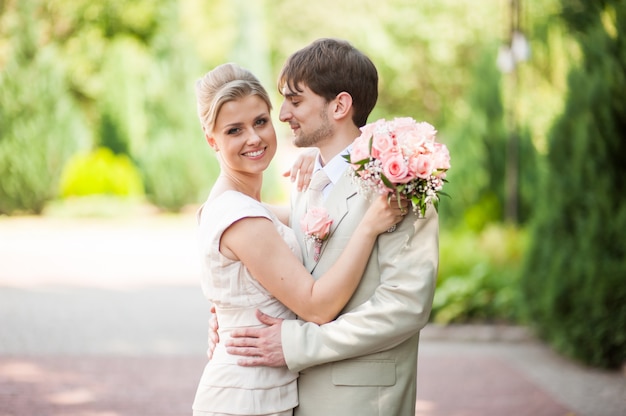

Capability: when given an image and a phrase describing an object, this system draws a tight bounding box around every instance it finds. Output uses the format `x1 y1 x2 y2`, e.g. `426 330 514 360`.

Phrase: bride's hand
282 148 318 192
363 194 410 235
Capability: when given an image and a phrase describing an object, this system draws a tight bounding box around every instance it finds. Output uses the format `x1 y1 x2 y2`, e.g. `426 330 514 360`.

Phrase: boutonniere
300 207 333 261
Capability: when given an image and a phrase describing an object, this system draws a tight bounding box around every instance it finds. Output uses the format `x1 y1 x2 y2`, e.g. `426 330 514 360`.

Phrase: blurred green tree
439 49 508 229
0 0 87 214
136 1 218 212
0 0 574 219
521 0 626 369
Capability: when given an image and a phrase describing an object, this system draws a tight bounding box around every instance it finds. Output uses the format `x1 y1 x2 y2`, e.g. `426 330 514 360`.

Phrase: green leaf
380 174 394 190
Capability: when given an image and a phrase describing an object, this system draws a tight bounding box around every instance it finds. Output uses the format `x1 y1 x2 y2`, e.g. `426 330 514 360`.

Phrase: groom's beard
293 106 333 148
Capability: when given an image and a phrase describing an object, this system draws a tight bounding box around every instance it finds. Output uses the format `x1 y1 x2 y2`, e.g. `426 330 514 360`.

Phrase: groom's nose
278 101 291 122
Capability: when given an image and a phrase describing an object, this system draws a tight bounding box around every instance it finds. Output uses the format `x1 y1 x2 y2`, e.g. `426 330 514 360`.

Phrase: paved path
0 214 624 416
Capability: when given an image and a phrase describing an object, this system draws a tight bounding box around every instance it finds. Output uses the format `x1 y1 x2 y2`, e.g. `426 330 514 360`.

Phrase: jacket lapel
310 172 357 271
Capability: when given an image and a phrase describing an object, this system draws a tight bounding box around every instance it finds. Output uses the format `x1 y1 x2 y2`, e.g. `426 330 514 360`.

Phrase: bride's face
208 95 277 175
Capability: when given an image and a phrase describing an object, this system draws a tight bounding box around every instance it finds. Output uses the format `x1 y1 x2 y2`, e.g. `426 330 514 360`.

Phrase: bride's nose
246 130 262 144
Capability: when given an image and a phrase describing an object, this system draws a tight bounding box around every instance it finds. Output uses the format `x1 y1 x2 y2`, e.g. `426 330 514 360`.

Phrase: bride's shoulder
202 190 267 222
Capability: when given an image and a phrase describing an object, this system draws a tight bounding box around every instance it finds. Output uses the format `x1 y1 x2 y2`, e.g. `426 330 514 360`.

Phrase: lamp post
497 0 530 224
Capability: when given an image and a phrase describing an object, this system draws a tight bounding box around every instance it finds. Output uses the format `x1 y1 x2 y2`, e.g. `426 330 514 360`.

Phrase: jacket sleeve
281 207 439 372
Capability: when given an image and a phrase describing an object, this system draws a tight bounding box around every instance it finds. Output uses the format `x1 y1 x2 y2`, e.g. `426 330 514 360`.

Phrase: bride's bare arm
220 195 406 324
262 204 290 226
264 148 318 225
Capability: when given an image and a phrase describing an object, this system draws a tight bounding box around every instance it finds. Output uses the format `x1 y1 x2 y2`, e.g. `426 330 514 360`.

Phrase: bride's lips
242 147 266 158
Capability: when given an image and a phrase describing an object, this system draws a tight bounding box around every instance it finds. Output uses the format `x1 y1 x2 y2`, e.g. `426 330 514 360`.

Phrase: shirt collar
314 145 351 186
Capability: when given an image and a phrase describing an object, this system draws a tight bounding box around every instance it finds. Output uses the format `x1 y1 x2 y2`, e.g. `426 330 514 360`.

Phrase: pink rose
371 129 396 160
399 129 427 153
408 153 435 179
414 122 438 142
300 207 333 241
381 151 413 184
358 119 383 141
432 142 451 170
350 134 371 164
391 117 418 136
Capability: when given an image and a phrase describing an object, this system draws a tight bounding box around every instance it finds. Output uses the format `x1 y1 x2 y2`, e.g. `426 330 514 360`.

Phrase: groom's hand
226 309 287 367
207 305 219 360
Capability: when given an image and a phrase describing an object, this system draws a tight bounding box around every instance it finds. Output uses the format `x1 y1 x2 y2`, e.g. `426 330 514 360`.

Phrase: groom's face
279 84 333 149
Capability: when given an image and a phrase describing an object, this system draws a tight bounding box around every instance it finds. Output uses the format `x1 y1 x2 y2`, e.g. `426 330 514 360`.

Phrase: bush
521 1 626 369
138 135 217 212
60 148 144 197
135 28 218 212
0 12 86 215
433 225 526 324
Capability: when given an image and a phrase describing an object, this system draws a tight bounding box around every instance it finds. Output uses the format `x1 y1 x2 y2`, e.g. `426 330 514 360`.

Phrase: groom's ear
331 91 353 121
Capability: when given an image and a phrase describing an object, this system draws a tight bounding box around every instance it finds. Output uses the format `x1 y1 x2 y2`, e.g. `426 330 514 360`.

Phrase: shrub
136 30 217 212
433 225 526 324
60 148 144 197
0 11 86 215
138 135 216 212
521 1 626 369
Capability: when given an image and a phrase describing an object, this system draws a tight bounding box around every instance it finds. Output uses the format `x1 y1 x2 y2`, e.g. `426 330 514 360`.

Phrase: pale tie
307 169 331 208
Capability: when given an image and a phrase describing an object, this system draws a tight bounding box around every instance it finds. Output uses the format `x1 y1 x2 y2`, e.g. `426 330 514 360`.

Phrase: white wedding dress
192 191 299 416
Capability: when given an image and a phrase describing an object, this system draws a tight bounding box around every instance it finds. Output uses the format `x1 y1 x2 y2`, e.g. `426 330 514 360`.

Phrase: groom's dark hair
278 38 378 127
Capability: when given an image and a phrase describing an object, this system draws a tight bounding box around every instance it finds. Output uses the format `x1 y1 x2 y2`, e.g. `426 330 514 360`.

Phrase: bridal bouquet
300 207 333 261
344 117 450 217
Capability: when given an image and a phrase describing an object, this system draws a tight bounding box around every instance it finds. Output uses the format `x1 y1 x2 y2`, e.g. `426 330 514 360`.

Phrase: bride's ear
206 133 219 151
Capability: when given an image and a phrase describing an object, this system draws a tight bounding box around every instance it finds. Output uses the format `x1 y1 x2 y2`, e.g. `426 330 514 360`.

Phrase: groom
225 38 439 416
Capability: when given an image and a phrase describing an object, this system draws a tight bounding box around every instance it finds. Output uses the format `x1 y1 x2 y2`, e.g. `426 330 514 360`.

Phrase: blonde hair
195 63 272 133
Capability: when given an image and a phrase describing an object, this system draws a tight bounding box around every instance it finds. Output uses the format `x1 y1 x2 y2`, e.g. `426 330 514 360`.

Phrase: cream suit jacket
284 169 439 416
